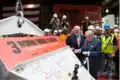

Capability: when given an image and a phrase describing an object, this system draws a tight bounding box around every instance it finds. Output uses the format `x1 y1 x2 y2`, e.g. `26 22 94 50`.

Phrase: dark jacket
83 20 91 34
66 34 86 49
50 18 60 30
66 34 86 61
81 38 102 79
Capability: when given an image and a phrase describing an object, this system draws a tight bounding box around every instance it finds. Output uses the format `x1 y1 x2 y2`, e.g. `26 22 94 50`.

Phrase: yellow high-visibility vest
101 34 115 54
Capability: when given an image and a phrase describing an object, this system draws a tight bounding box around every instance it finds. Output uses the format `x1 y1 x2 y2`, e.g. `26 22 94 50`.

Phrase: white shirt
76 35 81 47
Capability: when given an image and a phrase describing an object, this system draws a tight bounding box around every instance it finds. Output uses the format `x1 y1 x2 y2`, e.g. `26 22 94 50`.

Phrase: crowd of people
43 13 119 79
0 12 118 79
50 13 70 30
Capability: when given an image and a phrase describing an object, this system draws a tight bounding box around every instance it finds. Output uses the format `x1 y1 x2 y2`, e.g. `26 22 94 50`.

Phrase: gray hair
85 30 94 36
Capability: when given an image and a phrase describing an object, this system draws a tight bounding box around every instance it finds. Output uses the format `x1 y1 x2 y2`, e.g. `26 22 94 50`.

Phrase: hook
17 11 24 17
16 0 24 16
15 0 24 28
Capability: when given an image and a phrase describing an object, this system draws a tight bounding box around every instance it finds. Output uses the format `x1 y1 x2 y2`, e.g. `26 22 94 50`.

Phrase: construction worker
48 29 52 36
59 29 69 42
110 25 114 34
53 30 58 36
101 24 117 79
87 25 95 31
113 25 119 30
44 28 49 36
58 29 63 36
114 28 119 39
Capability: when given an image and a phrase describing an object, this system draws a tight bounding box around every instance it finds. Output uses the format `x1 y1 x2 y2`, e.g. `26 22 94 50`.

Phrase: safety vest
59 34 69 42
101 34 115 54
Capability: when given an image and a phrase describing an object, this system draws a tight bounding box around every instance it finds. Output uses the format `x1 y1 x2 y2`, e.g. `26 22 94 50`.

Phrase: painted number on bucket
7 41 21 54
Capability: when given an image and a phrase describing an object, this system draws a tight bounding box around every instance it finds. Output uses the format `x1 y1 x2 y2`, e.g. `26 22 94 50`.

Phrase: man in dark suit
83 16 91 34
66 25 86 61
80 30 102 79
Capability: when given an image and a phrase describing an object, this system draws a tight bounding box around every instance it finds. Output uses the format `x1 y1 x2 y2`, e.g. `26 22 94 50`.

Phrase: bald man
66 25 86 61
80 30 102 79
95 26 102 38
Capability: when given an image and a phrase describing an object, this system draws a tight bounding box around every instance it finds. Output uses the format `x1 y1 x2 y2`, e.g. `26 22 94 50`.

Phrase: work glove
82 51 90 56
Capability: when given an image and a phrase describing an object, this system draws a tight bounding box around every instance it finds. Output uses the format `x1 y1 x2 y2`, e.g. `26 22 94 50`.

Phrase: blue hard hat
104 24 111 29
110 25 113 29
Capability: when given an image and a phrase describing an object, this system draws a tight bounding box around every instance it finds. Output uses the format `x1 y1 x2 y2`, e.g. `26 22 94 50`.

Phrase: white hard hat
85 16 89 19
44 28 49 32
54 30 58 33
88 25 95 30
48 29 52 32
114 29 119 33
53 13 58 18
58 30 62 32
114 25 118 28
110 26 113 29
62 15 67 19
95 26 102 30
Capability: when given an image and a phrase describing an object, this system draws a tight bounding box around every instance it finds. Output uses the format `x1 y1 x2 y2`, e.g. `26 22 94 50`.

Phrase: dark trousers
115 62 119 79
75 53 99 79
75 53 85 63
114 49 119 79
103 54 113 72
90 58 101 79
83 60 99 79
83 28 87 35
90 66 98 79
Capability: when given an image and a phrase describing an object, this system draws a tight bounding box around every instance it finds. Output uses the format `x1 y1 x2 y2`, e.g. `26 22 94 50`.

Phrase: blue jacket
81 38 102 57
81 38 102 78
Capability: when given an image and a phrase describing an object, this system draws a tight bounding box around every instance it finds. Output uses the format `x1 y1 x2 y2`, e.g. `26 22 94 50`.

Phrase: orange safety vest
59 34 69 42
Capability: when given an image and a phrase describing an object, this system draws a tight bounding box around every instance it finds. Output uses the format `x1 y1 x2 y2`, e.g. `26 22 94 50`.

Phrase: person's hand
82 51 90 56
74 49 81 53
71 48 75 51
112 53 115 57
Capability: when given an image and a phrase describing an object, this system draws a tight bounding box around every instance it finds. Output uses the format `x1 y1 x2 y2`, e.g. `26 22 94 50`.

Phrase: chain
16 0 24 28
16 0 24 15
